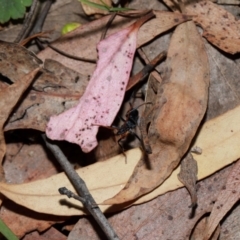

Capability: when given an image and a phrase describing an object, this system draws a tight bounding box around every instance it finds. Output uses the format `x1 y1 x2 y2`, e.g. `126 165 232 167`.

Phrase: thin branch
42 134 119 240
31 0 53 35
14 0 39 43
126 50 166 90
48 44 97 63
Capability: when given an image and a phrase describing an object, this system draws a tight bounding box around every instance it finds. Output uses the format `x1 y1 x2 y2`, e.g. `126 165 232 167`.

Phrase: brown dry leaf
80 0 112 15
164 0 240 54
37 10 190 75
0 41 42 82
69 165 231 240
191 217 220 240
204 159 240 240
178 153 198 207
0 68 40 164
104 20 210 204
1 102 240 215
5 59 87 132
0 200 67 239
23 227 67 240
1 141 64 237
185 0 240 54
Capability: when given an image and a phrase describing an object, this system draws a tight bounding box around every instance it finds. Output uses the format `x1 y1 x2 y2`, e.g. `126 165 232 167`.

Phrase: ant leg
130 131 152 154
118 137 127 164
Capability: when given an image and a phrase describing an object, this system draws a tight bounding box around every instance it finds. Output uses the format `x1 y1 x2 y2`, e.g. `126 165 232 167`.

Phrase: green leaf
78 0 130 12
0 219 18 240
0 0 33 24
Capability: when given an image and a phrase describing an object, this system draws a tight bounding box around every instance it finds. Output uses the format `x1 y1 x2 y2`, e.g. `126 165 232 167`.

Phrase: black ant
113 102 152 162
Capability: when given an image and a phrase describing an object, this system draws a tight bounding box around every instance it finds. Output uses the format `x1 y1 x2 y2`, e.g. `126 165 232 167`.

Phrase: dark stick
48 44 97 63
14 0 39 43
31 0 53 35
42 134 119 240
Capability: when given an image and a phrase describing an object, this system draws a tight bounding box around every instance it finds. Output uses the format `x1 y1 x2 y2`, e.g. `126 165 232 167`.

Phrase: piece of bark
104 20 210 204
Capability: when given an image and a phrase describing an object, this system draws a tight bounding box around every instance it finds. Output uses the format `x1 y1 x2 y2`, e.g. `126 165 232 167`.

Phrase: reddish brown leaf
104 20 209 204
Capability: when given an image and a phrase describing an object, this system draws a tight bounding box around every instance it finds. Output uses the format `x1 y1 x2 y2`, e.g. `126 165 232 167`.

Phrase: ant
113 102 152 162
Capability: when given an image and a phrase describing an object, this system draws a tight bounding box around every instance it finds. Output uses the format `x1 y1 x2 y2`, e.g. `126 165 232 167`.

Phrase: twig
14 0 39 43
42 134 120 240
31 0 53 35
59 187 86 203
48 44 97 63
126 50 166 90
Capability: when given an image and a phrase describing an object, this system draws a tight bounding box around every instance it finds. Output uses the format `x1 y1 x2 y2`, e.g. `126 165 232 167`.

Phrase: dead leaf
204 159 240 240
70 165 230 240
46 12 154 152
0 68 40 165
37 10 190 75
0 199 67 239
104 20 210 204
80 0 112 15
187 0 240 54
23 227 67 240
2 101 240 215
0 41 42 82
164 0 240 54
178 153 198 207
190 216 220 240
5 59 87 132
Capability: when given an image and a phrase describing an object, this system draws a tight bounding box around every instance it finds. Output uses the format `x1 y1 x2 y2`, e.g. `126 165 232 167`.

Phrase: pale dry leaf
178 153 198 207
2 103 240 216
204 159 240 240
0 149 142 216
104 20 210 204
191 216 220 240
37 10 190 75
46 12 154 152
0 68 40 164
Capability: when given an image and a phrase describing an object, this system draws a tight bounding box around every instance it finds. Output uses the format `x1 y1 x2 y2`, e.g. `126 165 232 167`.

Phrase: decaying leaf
177 153 198 207
5 59 88 132
46 12 154 153
0 68 40 165
191 216 220 240
186 0 240 54
204 159 240 240
0 41 42 82
104 20 210 204
2 103 240 215
37 10 190 75
164 0 240 54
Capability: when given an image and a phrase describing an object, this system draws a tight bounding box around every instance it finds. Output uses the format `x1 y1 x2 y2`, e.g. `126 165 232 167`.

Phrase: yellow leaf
1 105 240 215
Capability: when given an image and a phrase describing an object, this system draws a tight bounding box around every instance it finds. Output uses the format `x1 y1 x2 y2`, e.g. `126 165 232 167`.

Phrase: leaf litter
0 0 238 239
105 19 210 204
46 12 154 152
